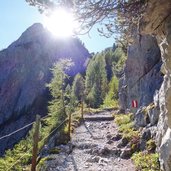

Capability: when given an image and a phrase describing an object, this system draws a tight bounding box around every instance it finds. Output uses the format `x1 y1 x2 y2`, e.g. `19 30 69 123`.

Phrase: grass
131 152 160 171
114 113 160 171
114 113 140 141
83 107 105 114
115 113 133 126
37 156 54 171
48 148 61 154
101 99 119 109
146 139 156 152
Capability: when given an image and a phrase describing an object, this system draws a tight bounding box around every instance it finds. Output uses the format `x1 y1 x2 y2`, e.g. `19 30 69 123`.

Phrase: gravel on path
43 111 136 171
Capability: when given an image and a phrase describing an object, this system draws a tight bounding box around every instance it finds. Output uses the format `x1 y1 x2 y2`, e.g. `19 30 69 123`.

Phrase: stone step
83 115 114 121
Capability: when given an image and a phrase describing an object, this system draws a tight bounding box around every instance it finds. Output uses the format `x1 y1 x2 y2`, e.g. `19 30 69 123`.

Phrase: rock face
119 35 163 112
140 1 171 170
0 23 89 155
119 0 171 170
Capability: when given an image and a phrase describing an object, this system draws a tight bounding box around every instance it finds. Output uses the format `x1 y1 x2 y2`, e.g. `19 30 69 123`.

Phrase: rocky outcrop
0 23 90 155
119 0 171 170
139 1 171 170
119 35 163 112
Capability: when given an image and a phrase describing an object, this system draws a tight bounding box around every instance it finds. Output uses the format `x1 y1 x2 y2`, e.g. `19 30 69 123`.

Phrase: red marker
132 100 138 108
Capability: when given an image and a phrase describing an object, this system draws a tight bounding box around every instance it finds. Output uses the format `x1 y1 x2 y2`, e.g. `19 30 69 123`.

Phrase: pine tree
71 73 85 106
85 54 107 108
47 59 74 126
103 76 119 108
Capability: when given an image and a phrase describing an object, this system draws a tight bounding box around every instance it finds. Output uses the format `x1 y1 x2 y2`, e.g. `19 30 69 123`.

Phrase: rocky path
44 111 135 171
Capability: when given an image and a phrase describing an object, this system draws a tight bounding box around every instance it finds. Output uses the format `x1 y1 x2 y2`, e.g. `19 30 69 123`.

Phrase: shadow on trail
83 121 95 138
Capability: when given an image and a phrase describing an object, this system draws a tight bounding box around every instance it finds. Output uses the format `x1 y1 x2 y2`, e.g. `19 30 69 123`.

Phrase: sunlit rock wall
140 0 171 170
119 35 163 112
156 17 171 171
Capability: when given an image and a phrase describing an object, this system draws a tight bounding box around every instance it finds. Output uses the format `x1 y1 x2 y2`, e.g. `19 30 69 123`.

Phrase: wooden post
31 115 41 171
81 97 84 119
88 102 91 113
68 110 71 139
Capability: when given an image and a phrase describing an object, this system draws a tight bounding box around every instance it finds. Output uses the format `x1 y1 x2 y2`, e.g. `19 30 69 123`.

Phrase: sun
43 8 76 38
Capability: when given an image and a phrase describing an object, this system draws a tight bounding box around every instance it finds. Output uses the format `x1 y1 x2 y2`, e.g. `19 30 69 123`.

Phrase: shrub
132 152 160 171
146 139 156 153
115 113 140 147
37 157 54 170
102 76 119 108
115 113 133 126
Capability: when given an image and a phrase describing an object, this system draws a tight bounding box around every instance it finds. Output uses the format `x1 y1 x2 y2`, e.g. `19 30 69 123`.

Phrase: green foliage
83 107 105 114
146 139 156 153
132 152 160 171
0 128 33 171
104 46 126 80
0 44 127 170
37 156 54 171
47 59 74 126
70 110 82 132
48 148 61 154
85 53 108 108
71 73 85 106
115 113 133 126
84 45 126 109
112 47 127 74
102 76 119 108
115 113 160 170
115 113 139 140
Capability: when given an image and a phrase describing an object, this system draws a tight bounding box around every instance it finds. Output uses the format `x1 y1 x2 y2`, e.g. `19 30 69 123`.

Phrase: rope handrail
6 118 68 171
0 115 49 141
39 118 68 152
7 147 33 171
0 122 34 141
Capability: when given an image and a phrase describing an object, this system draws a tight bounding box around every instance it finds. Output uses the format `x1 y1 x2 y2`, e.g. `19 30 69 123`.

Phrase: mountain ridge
0 23 90 155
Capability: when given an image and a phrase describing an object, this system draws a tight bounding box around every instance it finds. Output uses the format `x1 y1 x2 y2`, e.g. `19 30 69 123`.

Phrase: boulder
110 147 121 156
117 137 129 148
134 107 149 127
141 128 151 140
111 133 122 141
120 147 132 159
147 106 160 126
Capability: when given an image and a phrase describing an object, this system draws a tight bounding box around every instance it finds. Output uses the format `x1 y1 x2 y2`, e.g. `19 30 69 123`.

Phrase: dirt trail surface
44 111 136 171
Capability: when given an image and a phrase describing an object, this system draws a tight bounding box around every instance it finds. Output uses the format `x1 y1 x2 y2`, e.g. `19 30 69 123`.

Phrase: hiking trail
44 110 135 171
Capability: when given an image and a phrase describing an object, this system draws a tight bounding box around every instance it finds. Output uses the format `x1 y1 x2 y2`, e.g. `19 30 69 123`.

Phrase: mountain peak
9 23 48 48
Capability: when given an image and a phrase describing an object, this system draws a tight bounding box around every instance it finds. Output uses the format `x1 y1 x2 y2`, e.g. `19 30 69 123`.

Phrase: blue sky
0 0 114 53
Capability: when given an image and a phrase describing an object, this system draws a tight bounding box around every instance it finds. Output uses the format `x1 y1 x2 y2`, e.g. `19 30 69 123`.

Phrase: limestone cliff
119 0 171 170
119 35 163 112
140 1 171 170
0 23 90 155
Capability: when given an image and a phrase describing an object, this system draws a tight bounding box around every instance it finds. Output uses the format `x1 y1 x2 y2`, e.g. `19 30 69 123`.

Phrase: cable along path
43 111 135 171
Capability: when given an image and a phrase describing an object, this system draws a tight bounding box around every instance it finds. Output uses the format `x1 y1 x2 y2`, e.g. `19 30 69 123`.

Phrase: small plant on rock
115 113 140 141
146 139 156 153
131 151 160 171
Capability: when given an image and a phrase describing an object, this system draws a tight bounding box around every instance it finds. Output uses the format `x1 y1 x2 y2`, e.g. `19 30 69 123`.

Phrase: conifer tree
85 54 107 108
47 59 73 126
71 73 85 106
103 76 119 108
